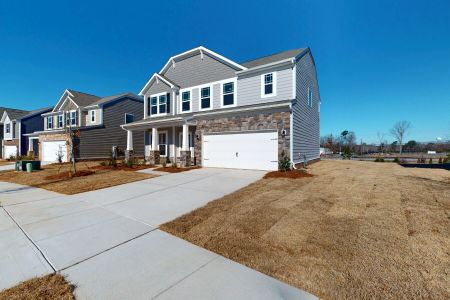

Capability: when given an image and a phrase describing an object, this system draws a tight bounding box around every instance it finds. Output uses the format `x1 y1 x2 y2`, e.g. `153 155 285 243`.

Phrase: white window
200 86 212 110
70 111 77 126
181 90 191 112
47 117 53 129
149 93 168 116
307 88 313 107
261 72 277 97
58 115 63 128
5 123 10 134
222 81 235 106
90 110 96 123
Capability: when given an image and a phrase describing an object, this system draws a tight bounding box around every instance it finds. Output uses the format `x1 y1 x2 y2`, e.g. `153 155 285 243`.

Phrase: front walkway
0 169 316 299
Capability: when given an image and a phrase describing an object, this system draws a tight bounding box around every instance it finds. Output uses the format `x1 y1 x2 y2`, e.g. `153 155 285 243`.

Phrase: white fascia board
0 111 8 123
121 116 184 130
159 46 247 75
193 100 292 118
52 89 73 112
236 58 294 76
139 73 178 96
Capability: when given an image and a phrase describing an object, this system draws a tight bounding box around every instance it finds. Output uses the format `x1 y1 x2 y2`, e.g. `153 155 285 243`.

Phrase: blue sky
1 0 449 143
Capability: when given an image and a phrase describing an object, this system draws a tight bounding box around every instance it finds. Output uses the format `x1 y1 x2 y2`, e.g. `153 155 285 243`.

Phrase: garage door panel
4 146 17 159
203 131 278 171
42 141 67 162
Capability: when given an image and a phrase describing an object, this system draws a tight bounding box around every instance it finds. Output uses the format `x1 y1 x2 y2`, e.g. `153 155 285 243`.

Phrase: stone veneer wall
38 134 70 162
194 111 291 166
3 139 19 147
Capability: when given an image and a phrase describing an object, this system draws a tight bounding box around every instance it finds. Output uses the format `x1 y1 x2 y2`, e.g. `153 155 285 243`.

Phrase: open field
0 161 155 194
162 160 450 299
0 274 74 300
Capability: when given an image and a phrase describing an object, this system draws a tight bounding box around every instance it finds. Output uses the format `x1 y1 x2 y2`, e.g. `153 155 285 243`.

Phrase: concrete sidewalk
0 169 316 299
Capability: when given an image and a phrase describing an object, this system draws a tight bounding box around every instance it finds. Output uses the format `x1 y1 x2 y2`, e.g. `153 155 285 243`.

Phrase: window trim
47 116 53 129
307 87 313 108
124 113 134 124
90 110 96 123
198 84 213 111
69 110 77 126
220 78 237 108
261 72 277 98
149 91 168 117
57 114 64 128
179 88 192 114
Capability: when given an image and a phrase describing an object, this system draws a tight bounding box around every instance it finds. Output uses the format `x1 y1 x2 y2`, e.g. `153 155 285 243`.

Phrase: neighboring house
28 89 144 162
122 46 320 170
0 107 31 159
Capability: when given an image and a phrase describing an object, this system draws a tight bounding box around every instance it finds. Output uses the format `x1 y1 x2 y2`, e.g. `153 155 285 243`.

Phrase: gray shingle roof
67 89 101 107
88 93 143 107
0 107 30 120
240 48 306 69
19 106 53 119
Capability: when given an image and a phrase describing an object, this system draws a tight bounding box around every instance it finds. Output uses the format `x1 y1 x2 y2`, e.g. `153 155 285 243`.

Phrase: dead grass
0 161 155 194
154 166 201 173
0 161 13 166
0 274 74 300
161 160 450 299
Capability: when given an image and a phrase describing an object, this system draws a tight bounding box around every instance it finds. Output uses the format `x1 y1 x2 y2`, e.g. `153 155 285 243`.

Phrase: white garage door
42 141 67 162
203 131 278 170
4 146 17 159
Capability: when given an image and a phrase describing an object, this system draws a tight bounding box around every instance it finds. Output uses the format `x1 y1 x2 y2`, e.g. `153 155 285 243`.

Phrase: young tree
390 121 411 154
62 102 81 174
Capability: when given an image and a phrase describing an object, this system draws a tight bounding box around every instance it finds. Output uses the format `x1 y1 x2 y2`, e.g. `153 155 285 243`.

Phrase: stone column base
180 150 191 168
27 151 34 158
148 150 160 165
125 150 134 162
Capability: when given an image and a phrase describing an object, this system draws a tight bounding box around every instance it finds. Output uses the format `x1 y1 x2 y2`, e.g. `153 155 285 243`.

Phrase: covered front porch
123 117 197 167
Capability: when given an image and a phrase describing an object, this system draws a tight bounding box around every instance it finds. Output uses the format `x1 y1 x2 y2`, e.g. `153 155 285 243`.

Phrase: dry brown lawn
161 160 450 299
0 274 74 300
0 161 155 194
0 161 13 166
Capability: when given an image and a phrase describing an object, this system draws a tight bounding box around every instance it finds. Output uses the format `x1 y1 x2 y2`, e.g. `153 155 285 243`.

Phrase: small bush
443 157 449 164
99 161 107 166
125 159 134 168
393 157 400 163
161 160 167 168
278 152 291 172
8 155 16 161
171 162 178 169
429 158 433 164
375 157 385 162
438 157 443 164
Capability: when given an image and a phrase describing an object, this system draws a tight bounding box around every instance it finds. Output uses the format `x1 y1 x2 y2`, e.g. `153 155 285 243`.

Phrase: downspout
290 58 297 169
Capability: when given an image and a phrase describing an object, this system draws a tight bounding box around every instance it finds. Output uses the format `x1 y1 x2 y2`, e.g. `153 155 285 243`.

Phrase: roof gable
0 107 30 121
53 89 101 111
139 73 178 96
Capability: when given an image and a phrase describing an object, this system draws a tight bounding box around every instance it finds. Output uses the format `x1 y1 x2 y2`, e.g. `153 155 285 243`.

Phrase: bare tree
390 121 411 154
62 102 81 174
377 132 386 153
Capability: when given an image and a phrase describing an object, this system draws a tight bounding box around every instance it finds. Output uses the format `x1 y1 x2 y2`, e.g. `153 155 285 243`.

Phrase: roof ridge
240 48 305 64
67 89 101 98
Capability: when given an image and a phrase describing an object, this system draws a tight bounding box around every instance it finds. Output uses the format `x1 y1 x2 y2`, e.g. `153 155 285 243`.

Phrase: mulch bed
154 166 201 173
44 170 95 180
263 170 314 179
91 164 154 171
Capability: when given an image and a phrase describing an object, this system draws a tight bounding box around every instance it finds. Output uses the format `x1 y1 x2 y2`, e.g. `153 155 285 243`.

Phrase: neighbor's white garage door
203 131 278 170
42 141 67 162
4 145 17 159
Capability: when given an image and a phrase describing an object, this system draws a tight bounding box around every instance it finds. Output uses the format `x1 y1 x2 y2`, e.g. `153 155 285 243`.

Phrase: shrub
393 157 400 163
99 161 107 166
161 159 167 168
278 152 291 172
438 157 443 164
341 147 352 160
171 162 178 169
443 157 449 164
8 155 16 161
375 157 385 162
125 159 134 168
429 158 433 164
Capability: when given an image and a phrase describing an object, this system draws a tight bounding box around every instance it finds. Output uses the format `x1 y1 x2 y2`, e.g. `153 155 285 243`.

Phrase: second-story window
181 91 191 112
223 82 235 106
150 97 158 115
58 115 63 128
70 111 78 126
47 117 53 129
264 73 273 94
261 72 276 97
5 123 10 134
159 94 167 114
90 110 96 123
200 87 211 110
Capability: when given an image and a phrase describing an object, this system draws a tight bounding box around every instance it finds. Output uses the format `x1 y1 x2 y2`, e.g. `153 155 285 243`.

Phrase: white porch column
152 127 158 151
126 130 133 151
28 137 34 152
182 124 189 151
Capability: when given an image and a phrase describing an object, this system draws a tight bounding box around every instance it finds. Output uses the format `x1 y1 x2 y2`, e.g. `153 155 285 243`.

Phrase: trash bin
26 163 33 173
15 161 20 171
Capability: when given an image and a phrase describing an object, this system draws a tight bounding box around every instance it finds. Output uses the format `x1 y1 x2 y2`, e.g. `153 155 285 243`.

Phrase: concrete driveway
0 168 316 299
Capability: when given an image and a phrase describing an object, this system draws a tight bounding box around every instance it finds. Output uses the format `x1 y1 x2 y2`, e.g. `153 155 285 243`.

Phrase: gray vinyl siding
0 124 3 157
77 98 144 158
162 53 237 88
146 80 171 95
292 51 320 162
20 111 50 155
237 67 293 106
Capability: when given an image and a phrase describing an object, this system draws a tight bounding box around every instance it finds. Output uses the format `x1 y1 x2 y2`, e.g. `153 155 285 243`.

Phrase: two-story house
122 46 320 170
27 89 144 162
0 107 51 159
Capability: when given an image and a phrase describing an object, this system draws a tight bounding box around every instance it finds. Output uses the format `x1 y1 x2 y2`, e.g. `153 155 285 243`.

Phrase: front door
158 132 168 157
